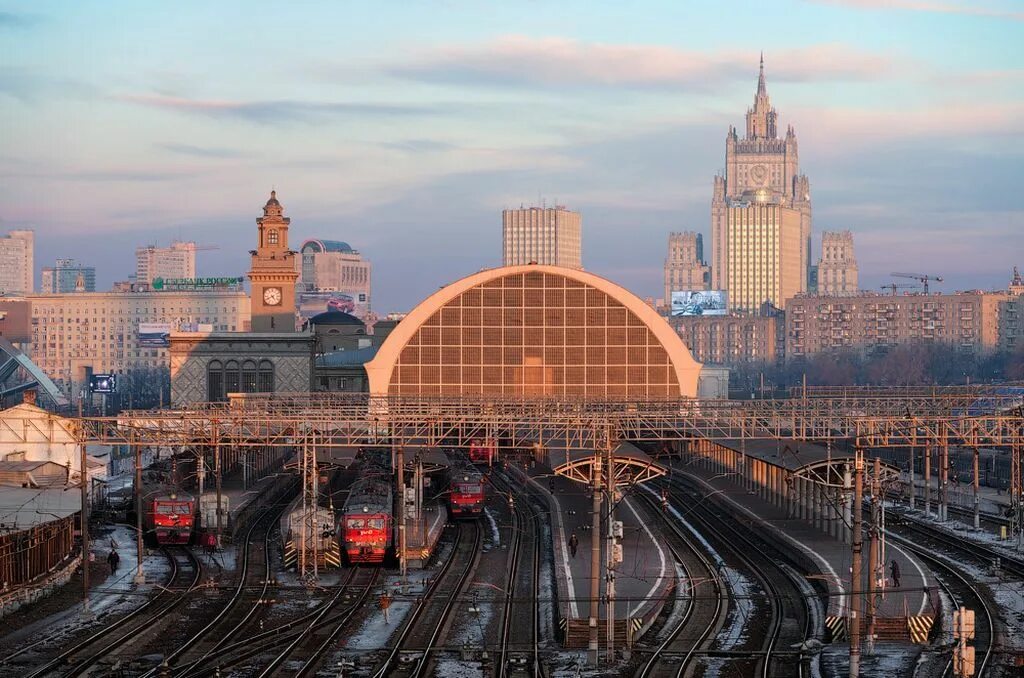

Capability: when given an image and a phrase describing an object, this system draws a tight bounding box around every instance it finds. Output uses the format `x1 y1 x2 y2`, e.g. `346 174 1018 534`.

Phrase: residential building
711 56 811 312
786 291 1007 357
999 267 1023 352
817 231 858 294
502 205 582 269
0 230 34 295
25 289 250 395
136 241 197 286
664 232 710 304
298 239 372 318
670 314 780 365
41 259 96 293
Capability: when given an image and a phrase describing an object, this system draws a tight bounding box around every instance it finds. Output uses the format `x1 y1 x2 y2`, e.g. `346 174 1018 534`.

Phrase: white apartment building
136 241 198 286
25 290 250 391
502 206 582 269
0 229 34 295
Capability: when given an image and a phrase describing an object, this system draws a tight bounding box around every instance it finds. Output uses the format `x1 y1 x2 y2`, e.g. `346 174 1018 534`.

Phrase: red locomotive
468 438 497 465
448 465 486 518
340 476 393 564
143 489 196 545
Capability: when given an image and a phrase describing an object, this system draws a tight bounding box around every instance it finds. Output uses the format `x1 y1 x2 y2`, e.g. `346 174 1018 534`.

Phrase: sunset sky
2 1 1022 311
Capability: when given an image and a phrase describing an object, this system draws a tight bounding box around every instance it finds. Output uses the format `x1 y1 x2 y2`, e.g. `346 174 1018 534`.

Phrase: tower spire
757 51 767 96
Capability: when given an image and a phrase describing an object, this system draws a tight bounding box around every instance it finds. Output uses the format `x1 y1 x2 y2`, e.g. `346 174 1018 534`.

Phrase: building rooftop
317 345 380 367
300 239 355 254
0 487 80 532
309 310 364 326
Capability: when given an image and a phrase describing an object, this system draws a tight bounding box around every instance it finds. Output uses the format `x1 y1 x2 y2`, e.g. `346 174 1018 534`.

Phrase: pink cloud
810 0 1024 21
392 38 899 88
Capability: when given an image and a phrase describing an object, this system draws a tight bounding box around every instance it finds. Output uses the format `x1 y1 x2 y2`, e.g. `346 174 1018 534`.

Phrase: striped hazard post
825 615 847 642
627 617 643 647
324 541 341 568
908 615 935 644
283 540 297 569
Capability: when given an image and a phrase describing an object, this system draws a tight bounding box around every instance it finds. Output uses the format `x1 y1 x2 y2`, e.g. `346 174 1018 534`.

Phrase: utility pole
588 450 602 666
867 456 881 656
1013 442 1021 547
908 436 916 511
606 435 616 665
924 444 932 517
972 446 980 530
939 426 949 522
397 445 407 581
849 447 864 678
133 430 145 584
80 421 90 615
300 429 320 586
214 419 223 549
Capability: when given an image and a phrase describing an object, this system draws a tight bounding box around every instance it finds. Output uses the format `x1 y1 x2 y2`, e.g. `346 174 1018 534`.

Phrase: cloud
389 37 898 90
120 94 442 124
156 142 252 159
0 68 94 103
379 139 459 153
809 0 1024 21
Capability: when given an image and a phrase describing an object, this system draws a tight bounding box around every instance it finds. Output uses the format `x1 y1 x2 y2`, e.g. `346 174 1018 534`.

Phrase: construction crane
891 272 943 294
880 283 919 296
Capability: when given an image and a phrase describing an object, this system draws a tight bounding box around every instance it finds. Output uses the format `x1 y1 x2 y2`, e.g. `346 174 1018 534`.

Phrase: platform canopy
552 441 667 487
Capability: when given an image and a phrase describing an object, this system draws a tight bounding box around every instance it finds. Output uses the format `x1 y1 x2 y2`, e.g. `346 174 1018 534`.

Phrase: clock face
750 164 768 185
263 287 283 306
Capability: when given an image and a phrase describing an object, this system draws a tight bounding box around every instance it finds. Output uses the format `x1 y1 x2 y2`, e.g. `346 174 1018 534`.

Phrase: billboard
671 290 728 317
299 291 369 321
138 322 171 347
89 374 117 393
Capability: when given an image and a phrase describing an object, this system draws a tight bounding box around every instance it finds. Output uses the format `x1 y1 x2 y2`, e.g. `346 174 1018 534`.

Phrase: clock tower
248 190 299 332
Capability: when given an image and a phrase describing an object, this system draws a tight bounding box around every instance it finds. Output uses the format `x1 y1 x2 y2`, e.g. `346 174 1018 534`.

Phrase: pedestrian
568 532 579 558
107 549 120 575
380 591 392 623
890 559 901 589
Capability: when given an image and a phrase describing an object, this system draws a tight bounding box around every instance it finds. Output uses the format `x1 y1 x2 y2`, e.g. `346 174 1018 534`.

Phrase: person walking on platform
568 532 579 558
380 591 392 623
107 549 120 575
890 559 901 589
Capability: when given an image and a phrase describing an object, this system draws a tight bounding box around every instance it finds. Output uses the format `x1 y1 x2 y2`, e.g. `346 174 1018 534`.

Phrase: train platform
904 476 1010 518
677 460 934 622
402 498 448 568
512 462 672 648
197 470 299 543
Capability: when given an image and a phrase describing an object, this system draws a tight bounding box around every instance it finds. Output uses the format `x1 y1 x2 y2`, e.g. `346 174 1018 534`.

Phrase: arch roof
309 310 364 326
300 239 353 254
365 264 702 397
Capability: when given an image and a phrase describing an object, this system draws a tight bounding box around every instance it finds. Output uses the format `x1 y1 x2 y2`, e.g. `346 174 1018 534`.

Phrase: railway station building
365 265 703 398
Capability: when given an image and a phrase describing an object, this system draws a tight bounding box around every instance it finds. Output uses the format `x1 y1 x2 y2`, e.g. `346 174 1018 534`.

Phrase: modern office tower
502 205 582 269
0 229 34 295
248 191 299 332
41 259 96 293
136 241 198 286
664 231 710 304
817 231 858 294
711 56 812 312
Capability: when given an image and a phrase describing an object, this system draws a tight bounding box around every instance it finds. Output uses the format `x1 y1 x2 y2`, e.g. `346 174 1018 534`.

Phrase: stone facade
0 229 33 295
670 314 780 365
711 57 811 311
502 206 582 269
169 331 314 406
249 191 299 332
663 231 710 304
817 231 858 295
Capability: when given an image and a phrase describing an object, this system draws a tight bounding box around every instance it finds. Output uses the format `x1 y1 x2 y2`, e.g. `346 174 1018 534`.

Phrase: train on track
143 486 196 545
340 476 393 564
447 464 486 518
468 438 497 465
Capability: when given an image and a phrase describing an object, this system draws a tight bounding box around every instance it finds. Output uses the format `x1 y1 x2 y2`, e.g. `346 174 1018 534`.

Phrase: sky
2 0 1023 312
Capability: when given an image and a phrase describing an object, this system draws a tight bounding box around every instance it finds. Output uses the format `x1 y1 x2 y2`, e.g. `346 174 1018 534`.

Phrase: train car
468 438 497 465
448 464 486 518
339 477 393 564
280 495 340 570
143 488 196 545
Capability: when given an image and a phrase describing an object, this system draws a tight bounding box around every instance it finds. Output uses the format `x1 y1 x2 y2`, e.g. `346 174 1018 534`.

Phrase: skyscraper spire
757 51 767 96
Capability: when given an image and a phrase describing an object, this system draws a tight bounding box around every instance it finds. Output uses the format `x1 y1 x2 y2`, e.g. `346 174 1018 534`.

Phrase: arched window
268 229 279 245
241 360 258 393
258 360 275 392
224 360 240 394
207 360 224 402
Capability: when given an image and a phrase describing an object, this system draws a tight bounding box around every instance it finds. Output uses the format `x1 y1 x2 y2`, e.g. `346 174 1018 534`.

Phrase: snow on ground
434 657 485 677
483 507 501 549
716 566 755 650
449 596 494 646
654 563 689 642
821 642 921 677
343 570 431 650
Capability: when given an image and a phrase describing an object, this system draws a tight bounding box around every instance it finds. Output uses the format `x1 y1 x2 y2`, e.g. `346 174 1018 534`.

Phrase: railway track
664 476 813 678
890 509 1024 578
493 468 544 677
372 521 483 677
141 499 291 676
889 531 996 678
21 545 202 677
635 487 727 678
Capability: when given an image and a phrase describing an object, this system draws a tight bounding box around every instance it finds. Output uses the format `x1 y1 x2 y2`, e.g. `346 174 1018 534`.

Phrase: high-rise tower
248 191 299 332
711 55 812 313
